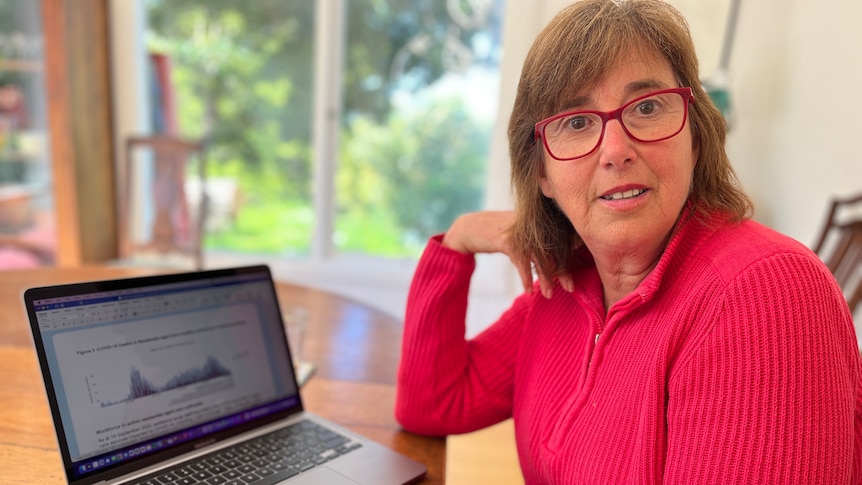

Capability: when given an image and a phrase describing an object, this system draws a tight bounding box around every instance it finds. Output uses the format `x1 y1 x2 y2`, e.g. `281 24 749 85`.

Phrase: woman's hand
441 211 572 298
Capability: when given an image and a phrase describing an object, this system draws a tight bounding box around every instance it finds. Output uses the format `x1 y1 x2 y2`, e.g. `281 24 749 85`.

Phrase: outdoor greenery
145 0 502 257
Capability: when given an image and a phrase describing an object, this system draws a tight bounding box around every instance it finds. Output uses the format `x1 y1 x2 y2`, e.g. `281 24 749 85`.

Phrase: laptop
24 265 427 485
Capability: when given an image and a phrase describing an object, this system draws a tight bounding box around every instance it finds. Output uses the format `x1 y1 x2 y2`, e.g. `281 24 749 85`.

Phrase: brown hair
508 0 753 278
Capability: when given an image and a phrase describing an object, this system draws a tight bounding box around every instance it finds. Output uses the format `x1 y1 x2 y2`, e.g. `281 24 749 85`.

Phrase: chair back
118 135 207 270
813 193 862 313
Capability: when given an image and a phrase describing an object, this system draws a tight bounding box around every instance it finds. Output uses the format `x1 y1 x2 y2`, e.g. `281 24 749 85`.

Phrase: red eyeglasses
534 87 694 161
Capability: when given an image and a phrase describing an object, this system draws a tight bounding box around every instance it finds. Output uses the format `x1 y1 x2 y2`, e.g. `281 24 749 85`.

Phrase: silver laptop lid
24 265 303 484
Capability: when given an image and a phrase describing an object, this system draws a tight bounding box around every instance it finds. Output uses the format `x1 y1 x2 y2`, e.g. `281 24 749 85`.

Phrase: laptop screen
25 266 302 483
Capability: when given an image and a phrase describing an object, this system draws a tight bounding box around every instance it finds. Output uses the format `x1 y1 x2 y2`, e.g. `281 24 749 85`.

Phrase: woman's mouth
600 188 647 201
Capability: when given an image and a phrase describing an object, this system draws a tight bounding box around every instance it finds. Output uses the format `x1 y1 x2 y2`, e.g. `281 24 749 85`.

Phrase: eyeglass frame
533 86 695 161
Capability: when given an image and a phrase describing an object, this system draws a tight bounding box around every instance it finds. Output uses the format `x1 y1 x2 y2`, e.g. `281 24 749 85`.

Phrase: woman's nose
597 118 636 166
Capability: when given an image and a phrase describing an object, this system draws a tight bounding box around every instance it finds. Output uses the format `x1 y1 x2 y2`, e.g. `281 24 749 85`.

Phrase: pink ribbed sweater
396 214 862 484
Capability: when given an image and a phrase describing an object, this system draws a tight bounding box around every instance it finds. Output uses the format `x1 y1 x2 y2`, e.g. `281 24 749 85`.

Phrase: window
142 0 505 262
144 1 318 256
0 2 56 269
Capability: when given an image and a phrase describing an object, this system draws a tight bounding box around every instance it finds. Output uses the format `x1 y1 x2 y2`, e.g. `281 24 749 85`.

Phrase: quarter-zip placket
546 308 606 452
547 293 647 454
586 327 602 374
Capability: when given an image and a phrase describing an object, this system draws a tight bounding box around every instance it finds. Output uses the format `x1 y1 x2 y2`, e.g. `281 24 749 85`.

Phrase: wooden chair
118 135 208 270
812 193 862 314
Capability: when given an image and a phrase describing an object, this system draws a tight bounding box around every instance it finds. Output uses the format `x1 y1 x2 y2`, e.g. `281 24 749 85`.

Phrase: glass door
0 0 55 268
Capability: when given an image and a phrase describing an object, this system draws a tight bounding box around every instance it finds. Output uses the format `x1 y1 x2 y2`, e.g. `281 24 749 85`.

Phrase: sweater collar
568 201 717 314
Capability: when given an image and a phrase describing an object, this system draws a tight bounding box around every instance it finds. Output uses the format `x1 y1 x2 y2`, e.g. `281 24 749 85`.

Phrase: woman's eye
636 100 659 115
564 116 589 130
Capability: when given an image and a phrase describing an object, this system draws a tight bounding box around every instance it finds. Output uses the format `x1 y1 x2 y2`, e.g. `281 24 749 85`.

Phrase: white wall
729 0 862 245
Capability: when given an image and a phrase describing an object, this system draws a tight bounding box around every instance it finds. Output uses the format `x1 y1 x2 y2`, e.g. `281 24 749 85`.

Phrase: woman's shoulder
708 217 812 254
688 217 827 284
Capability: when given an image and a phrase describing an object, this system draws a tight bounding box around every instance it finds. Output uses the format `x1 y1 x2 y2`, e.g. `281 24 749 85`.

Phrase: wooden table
0 266 444 483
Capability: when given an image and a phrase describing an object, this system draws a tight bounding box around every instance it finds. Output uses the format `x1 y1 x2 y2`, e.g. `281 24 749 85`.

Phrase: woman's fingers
441 211 576 299
558 273 574 293
530 258 573 299
535 263 554 299
514 258 534 294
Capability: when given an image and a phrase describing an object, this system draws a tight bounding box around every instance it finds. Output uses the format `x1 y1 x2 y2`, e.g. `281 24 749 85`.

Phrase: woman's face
538 49 697 258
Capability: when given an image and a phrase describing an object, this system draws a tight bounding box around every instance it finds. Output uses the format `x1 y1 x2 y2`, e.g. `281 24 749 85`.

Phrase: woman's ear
538 163 554 198
539 174 554 199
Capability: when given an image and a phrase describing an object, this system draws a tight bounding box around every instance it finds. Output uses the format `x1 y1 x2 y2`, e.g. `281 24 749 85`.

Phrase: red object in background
0 83 28 152
0 83 28 130
149 52 178 135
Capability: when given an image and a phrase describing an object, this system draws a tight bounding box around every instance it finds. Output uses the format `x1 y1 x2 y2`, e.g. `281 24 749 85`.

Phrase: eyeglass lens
542 91 687 160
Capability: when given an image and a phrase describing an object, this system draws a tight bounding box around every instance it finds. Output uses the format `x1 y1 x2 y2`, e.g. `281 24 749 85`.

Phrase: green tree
146 0 502 162
144 0 503 256
338 96 489 255
146 0 313 199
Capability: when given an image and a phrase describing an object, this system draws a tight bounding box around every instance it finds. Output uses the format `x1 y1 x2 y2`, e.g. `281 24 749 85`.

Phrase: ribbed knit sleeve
665 252 860 484
395 236 526 436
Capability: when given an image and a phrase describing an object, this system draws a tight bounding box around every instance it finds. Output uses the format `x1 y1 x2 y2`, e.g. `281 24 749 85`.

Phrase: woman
395 0 862 483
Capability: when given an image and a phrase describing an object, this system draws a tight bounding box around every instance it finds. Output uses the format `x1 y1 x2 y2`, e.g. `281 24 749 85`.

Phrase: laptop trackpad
289 467 359 484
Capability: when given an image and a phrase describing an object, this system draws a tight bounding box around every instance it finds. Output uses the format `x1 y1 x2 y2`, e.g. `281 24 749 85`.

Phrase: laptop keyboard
133 420 363 485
